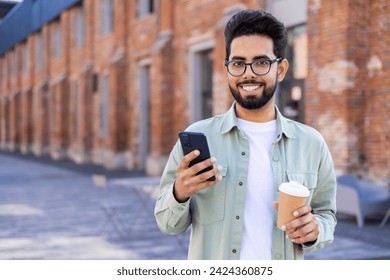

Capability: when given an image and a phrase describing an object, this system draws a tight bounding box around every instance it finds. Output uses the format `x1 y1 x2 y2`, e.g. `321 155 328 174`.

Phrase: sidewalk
0 151 389 260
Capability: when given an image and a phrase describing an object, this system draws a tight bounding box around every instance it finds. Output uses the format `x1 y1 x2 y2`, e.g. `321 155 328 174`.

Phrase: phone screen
179 131 215 181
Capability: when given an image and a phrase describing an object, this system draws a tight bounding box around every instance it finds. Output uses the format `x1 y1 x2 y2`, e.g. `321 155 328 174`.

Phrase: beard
229 79 277 110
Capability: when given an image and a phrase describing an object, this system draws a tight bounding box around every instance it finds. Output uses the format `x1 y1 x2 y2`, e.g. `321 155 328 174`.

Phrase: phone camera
181 134 191 147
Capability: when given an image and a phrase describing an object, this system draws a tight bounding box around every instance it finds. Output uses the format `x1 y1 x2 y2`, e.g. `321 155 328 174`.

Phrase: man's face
227 35 284 110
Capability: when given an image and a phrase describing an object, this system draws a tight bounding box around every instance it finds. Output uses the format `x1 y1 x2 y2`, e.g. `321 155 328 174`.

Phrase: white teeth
242 85 260 92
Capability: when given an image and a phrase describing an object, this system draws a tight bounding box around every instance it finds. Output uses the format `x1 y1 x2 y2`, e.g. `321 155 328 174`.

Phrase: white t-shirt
237 118 277 260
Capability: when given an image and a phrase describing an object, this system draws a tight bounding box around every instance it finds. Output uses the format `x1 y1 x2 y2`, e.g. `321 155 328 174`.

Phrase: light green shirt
154 103 337 260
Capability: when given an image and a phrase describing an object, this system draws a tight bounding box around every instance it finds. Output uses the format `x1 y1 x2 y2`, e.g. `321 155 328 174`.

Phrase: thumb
272 201 279 212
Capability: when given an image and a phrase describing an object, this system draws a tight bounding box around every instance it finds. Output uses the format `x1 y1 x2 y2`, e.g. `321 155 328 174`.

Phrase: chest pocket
191 164 228 225
286 170 318 203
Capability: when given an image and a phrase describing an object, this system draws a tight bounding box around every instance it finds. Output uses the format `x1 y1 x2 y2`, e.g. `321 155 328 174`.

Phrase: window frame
36 32 44 70
74 6 85 48
100 0 114 36
52 20 62 58
137 0 154 19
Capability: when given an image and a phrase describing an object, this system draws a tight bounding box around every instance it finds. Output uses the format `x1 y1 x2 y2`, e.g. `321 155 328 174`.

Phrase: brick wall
0 0 388 183
306 0 389 182
365 0 390 181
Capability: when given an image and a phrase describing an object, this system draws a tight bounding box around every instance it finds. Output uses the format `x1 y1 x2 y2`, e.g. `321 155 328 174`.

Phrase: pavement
0 151 389 260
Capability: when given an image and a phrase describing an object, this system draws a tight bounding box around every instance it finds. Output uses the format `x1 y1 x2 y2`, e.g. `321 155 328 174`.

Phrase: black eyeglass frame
224 57 283 77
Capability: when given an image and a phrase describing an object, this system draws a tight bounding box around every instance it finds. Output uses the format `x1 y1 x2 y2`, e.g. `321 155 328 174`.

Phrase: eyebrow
230 55 272 61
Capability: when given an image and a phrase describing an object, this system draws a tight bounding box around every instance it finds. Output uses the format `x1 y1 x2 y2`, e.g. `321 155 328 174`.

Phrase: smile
241 85 261 92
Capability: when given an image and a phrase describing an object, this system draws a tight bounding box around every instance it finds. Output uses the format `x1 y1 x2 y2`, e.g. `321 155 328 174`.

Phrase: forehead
230 35 275 59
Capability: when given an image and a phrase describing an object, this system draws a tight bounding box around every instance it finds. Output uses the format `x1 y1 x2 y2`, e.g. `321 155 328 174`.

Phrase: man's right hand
173 150 222 203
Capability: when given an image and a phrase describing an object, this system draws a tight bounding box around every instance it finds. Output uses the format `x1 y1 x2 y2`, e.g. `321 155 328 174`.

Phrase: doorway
189 41 215 123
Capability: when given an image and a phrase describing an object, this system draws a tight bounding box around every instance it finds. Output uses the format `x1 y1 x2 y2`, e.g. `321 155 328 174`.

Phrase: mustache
237 80 265 86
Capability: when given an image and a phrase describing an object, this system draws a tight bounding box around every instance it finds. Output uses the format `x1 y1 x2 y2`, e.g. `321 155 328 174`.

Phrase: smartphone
178 131 215 181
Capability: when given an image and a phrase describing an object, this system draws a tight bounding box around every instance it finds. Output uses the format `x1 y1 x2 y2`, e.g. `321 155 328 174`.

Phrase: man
154 10 336 260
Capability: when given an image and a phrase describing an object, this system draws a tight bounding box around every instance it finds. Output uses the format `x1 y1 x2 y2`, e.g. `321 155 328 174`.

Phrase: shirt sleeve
303 139 337 252
154 141 192 234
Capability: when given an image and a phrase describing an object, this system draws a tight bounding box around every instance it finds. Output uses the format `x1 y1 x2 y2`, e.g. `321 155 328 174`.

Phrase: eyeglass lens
227 59 275 76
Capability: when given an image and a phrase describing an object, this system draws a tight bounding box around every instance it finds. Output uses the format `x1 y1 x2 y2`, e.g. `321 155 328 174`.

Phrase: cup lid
278 181 310 197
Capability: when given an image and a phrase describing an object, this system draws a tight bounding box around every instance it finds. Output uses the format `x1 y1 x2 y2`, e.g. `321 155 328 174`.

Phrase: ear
277 59 289 82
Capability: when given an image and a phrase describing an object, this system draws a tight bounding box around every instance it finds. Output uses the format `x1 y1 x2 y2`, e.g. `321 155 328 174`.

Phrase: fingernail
217 176 223 182
285 234 289 239
194 150 200 156
293 211 299 217
281 225 286 231
210 157 217 163
217 165 223 171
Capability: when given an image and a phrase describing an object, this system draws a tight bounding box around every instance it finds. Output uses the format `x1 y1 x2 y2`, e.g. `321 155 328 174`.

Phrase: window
36 32 43 70
14 92 21 141
1 57 6 81
189 41 215 122
137 0 154 18
12 50 17 77
198 50 213 119
22 42 29 73
74 7 85 48
99 74 109 138
138 62 151 169
100 0 114 35
50 86 56 135
278 24 307 123
73 80 79 138
53 21 62 58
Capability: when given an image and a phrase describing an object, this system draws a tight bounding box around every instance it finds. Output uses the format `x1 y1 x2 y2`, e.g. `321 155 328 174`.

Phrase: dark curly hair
224 10 288 60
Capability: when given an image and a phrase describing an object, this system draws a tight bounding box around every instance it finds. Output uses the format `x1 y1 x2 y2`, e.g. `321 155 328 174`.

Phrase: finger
292 205 312 218
175 160 221 202
178 150 200 169
272 201 279 212
185 166 223 188
179 175 222 199
287 226 318 244
286 216 318 240
287 222 313 239
190 157 217 175
281 205 312 231
284 212 315 233
191 165 223 183
193 175 223 191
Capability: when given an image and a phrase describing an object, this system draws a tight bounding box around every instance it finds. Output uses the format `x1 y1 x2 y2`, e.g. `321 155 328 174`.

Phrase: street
0 152 389 260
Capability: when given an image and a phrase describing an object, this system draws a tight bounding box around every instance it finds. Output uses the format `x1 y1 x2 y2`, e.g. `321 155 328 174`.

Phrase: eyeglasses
225 57 282 77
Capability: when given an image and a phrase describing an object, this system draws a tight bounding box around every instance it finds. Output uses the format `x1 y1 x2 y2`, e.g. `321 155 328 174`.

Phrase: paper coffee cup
277 181 310 229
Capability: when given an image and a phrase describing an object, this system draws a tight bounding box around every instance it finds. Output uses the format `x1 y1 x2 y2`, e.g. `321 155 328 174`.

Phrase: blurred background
0 0 389 260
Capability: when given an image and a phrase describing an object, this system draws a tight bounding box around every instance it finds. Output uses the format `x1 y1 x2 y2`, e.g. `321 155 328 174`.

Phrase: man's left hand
282 205 319 244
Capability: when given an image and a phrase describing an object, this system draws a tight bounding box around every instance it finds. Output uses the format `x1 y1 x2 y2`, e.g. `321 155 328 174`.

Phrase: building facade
0 0 389 184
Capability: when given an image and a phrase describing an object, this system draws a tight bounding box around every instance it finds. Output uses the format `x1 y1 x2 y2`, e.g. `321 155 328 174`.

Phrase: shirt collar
221 102 296 140
275 105 296 140
221 103 239 135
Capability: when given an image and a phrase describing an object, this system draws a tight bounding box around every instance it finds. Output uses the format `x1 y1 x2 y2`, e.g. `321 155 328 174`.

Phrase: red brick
0 0 388 183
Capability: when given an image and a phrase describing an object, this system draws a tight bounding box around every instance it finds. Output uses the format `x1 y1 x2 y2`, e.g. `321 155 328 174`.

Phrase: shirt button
236 215 240 219
239 182 243 186
241 151 245 156
232 249 237 253
273 156 279 162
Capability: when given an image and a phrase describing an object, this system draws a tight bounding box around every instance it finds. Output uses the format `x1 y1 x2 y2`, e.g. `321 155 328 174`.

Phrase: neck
235 101 276 123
